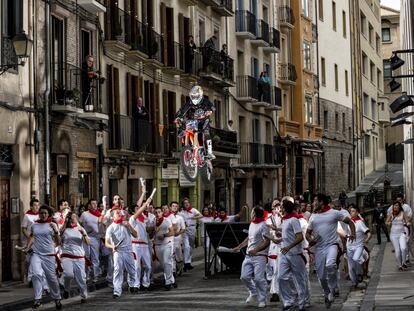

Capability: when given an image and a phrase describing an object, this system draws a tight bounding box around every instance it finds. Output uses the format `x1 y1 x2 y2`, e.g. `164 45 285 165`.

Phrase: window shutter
126 72 132 116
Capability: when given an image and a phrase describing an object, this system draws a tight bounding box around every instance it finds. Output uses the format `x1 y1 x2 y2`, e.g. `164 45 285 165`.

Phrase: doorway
0 177 11 281
308 168 315 195
252 177 263 206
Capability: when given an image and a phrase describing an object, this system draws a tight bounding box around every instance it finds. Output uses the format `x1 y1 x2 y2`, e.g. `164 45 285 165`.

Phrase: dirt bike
176 118 213 184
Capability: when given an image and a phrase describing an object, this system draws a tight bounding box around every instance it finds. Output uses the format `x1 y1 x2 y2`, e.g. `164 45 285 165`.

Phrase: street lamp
0 31 33 75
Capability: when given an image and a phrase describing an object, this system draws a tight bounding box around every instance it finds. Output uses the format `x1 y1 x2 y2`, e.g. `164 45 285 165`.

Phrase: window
376 34 380 52
342 113 346 133
341 153 344 173
198 18 205 45
319 0 324 21
362 53 367 75
382 28 390 42
348 127 352 141
335 112 339 131
303 41 311 70
365 135 370 157
363 93 369 116
345 70 349 96
302 0 310 17
379 126 384 148
361 12 366 35
332 1 337 30
334 64 338 91
368 23 373 45
321 57 326 86
251 57 259 78
381 102 384 111
342 11 346 37
370 61 375 83
371 99 377 120
324 110 328 130
81 30 92 60
305 95 313 124
2 0 23 67
253 119 260 142
383 60 392 78
52 16 65 87
377 69 382 90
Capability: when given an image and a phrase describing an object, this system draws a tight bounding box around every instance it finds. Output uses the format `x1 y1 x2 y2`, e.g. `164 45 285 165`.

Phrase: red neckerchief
68 223 78 228
251 217 266 224
163 211 173 218
282 212 300 221
143 211 149 217
89 209 101 217
318 205 331 213
351 216 361 222
219 213 228 222
156 217 164 227
211 210 218 219
26 210 39 215
297 212 305 219
264 211 269 219
36 217 52 223
392 210 401 217
56 213 64 225
113 215 125 224
112 204 121 210
186 204 193 213
137 214 145 223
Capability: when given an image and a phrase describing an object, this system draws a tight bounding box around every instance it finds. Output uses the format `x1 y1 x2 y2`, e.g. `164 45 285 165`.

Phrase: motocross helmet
189 85 203 105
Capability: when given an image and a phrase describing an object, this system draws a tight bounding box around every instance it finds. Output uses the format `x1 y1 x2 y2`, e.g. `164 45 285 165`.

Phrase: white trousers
278 253 307 309
347 246 364 286
314 244 339 295
183 226 196 264
62 257 87 298
84 236 101 278
131 244 152 288
240 255 267 304
174 238 184 273
268 256 279 294
155 243 175 285
113 251 136 296
30 253 61 300
391 233 408 267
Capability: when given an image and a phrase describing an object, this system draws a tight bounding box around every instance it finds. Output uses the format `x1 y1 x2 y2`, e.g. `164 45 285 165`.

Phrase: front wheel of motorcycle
180 145 198 182
200 160 213 184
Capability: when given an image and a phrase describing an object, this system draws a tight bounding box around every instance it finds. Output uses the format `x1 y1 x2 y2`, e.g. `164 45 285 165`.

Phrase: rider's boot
206 140 216 160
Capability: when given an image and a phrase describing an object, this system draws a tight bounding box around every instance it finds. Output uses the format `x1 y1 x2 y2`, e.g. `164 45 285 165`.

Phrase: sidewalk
0 247 205 311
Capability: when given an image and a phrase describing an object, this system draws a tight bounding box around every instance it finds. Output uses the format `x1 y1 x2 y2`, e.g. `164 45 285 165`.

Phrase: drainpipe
44 0 51 204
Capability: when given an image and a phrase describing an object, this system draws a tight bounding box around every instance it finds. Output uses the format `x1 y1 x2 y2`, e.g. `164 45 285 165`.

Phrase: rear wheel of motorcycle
181 145 197 182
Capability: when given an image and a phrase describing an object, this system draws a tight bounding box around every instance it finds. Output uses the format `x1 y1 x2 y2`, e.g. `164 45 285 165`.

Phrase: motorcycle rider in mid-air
174 85 216 160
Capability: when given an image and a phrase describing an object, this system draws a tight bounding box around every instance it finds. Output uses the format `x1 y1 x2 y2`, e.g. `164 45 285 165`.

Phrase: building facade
317 0 354 196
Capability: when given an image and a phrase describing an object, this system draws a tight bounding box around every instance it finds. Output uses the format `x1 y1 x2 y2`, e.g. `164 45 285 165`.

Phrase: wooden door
0 177 11 281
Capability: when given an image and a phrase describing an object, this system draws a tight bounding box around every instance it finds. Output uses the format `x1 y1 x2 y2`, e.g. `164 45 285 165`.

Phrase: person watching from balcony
257 71 271 102
185 35 197 74
220 44 228 77
203 35 218 69
81 55 102 112
134 97 149 121
227 120 236 132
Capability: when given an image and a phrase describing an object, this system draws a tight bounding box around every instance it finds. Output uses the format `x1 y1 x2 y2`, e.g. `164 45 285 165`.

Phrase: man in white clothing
154 206 176 290
234 206 270 308
306 194 356 308
105 208 138 298
179 198 202 271
80 198 103 282
170 201 186 276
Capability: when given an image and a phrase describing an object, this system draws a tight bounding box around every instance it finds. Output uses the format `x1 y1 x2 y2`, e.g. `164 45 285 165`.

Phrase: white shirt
30 222 58 255
390 213 406 235
281 217 303 255
199 216 214 238
105 222 133 253
129 217 149 244
298 217 309 249
347 219 369 250
179 208 201 227
61 226 87 256
174 214 186 242
154 218 173 246
266 214 282 256
308 209 346 250
247 221 269 256
214 215 237 223
80 211 101 238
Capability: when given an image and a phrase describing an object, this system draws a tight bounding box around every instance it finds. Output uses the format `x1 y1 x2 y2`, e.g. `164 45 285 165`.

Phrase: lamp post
0 31 33 75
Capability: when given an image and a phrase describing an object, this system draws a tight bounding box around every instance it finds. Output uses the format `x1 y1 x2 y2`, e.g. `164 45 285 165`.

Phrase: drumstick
149 188 157 200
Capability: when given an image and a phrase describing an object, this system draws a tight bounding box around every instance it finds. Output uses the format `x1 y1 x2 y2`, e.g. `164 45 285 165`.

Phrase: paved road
24 252 355 311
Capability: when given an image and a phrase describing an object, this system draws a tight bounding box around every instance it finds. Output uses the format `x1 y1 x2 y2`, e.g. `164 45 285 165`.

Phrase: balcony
78 0 106 13
251 20 270 47
239 143 282 167
235 10 257 39
279 6 295 28
145 29 164 68
200 0 233 16
51 62 84 115
264 86 282 111
126 18 148 63
263 28 280 53
199 47 234 87
104 6 131 53
210 127 239 157
182 49 203 81
278 63 297 85
162 41 185 74
236 75 258 102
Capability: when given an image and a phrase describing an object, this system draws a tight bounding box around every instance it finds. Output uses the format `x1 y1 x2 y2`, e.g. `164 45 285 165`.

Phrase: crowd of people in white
20 184 412 310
